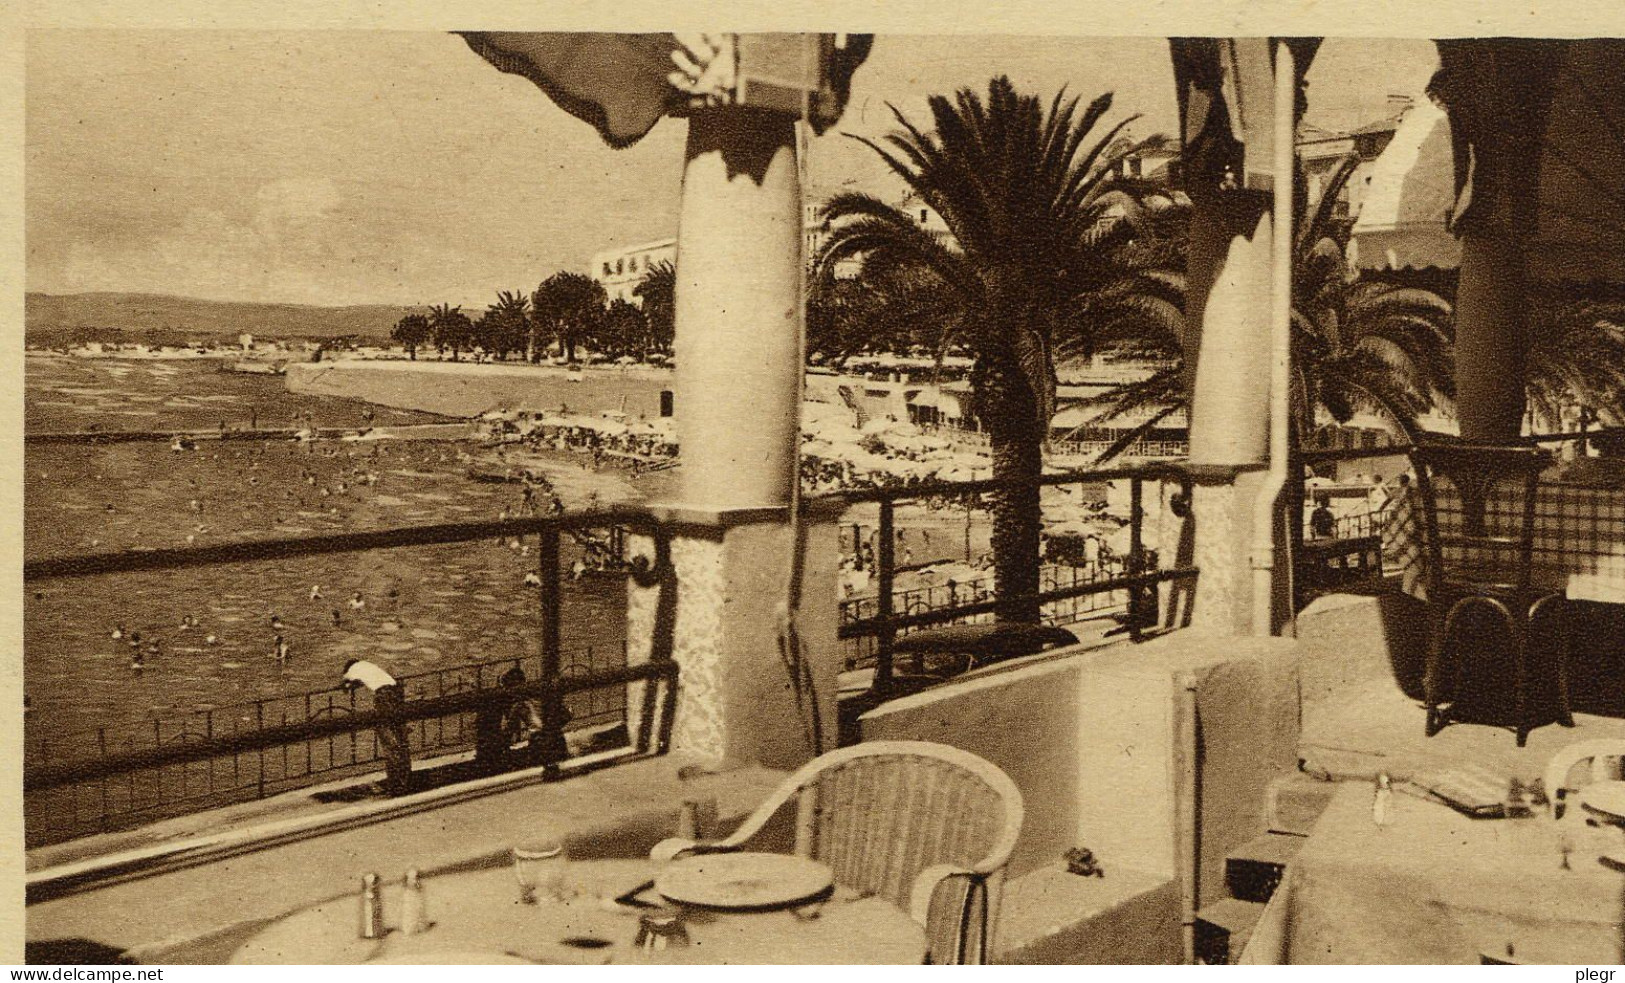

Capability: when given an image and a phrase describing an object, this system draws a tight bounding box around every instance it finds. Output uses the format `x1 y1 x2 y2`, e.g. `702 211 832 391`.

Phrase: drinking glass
512 840 566 905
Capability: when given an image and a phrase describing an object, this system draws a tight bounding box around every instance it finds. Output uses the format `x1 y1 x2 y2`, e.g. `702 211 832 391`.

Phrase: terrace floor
1302 674 1625 785
26 752 786 965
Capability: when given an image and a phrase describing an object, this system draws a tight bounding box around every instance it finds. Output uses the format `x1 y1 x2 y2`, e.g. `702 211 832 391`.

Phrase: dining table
1241 782 1625 964
1387 473 1625 604
230 855 927 965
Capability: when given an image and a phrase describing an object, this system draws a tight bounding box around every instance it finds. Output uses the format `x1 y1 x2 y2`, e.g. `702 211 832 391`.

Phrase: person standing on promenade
341 658 412 796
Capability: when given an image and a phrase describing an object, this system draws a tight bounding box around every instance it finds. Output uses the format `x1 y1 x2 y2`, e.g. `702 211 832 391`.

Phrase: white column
1184 193 1275 469
672 109 803 510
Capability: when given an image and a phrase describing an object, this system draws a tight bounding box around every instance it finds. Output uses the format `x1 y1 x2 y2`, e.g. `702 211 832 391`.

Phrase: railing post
1129 476 1145 641
536 522 568 777
876 499 896 689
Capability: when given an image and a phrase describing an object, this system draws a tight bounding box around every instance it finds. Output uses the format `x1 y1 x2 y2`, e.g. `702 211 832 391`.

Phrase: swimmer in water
111 624 124 640
204 633 219 646
331 608 342 627
309 585 323 601
274 635 289 663
348 593 366 611
270 613 285 631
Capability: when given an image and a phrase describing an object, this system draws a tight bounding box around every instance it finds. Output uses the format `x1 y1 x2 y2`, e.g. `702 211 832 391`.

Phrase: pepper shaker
401 868 430 935
359 873 384 940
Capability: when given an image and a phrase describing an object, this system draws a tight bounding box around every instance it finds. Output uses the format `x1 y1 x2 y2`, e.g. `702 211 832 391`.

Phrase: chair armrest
908 863 979 925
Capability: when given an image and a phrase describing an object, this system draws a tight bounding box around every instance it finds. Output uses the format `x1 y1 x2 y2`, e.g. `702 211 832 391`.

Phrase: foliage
814 76 1174 621
1074 154 1456 459
598 298 649 360
390 313 431 360
477 290 531 361
531 272 606 364
1525 290 1625 429
633 261 676 356
427 303 474 361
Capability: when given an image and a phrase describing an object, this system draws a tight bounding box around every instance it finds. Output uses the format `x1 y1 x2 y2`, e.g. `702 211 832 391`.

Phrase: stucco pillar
1179 191 1277 637
672 108 802 511
622 108 831 772
625 511 840 772
1455 233 1529 443
1184 192 1274 469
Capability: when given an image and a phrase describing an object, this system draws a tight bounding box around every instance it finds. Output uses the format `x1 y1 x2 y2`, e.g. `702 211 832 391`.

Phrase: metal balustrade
22 510 679 847
829 465 1199 689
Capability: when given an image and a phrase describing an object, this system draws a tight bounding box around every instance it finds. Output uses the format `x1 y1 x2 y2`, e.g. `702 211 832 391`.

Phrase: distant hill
25 292 422 342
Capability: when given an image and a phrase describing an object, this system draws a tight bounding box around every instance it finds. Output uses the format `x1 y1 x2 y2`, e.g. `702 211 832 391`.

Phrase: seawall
285 359 675 419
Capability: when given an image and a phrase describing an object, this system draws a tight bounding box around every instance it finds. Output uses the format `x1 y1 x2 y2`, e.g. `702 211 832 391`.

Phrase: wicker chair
651 740 1024 964
1411 444 1573 746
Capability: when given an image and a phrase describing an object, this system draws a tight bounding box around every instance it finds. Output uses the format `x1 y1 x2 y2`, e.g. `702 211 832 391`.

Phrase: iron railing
22 509 678 847
837 558 1135 670
1294 443 1416 606
831 464 1198 689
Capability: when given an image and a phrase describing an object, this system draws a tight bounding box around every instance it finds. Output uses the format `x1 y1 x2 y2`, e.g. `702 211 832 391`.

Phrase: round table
231 857 925 965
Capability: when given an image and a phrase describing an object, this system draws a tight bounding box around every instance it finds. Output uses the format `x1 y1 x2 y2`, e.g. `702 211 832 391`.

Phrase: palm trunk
987 410 1044 624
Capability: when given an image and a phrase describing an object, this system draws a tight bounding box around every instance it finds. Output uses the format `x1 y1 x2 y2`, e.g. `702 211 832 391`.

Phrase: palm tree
1523 290 1625 432
633 261 675 356
427 303 473 362
1078 155 1456 458
814 76 1179 622
1288 158 1455 445
808 257 962 368
481 290 531 361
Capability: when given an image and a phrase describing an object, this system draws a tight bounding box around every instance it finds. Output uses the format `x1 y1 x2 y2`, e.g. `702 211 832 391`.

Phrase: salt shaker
359 873 384 939
401 868 430 936
1372 772 1392 828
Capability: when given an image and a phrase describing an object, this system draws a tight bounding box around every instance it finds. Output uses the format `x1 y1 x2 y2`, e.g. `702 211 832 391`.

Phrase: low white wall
286 361 673 420
859 631 1300 899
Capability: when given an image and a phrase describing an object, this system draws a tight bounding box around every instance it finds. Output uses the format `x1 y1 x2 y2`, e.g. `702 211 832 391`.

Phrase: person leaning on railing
341 658 413 796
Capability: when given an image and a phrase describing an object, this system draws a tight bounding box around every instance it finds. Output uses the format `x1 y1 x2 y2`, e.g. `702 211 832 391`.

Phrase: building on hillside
589 239 677 305
589 193 944 304
1298 93 1413 221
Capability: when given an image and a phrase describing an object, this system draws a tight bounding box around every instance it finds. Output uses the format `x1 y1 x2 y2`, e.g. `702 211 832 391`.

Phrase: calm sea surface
24 356 676 755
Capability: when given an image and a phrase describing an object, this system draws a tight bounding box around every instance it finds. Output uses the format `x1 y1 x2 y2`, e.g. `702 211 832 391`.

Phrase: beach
24 355 677 759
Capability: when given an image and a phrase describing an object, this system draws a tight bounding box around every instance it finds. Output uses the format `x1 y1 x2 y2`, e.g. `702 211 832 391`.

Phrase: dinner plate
655 852 834 911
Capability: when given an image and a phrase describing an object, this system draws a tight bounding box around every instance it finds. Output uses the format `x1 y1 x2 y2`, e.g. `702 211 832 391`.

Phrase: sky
25 32 1437 309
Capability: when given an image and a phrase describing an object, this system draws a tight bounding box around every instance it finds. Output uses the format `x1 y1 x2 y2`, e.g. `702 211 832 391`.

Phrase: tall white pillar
624 107 834 772
1184 193 1275 469
672 109 803 510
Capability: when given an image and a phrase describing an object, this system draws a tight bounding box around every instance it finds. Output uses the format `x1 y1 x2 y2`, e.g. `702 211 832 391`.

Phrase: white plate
655 852 834 911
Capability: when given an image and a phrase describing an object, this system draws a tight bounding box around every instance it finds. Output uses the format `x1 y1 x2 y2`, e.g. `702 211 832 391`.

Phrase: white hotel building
589 193 947 304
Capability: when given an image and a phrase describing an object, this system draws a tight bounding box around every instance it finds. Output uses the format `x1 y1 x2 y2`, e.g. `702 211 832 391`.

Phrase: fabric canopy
460 32 872 149
1169 38 1321 195
1426 39 1625 281
1348 96 1460 271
